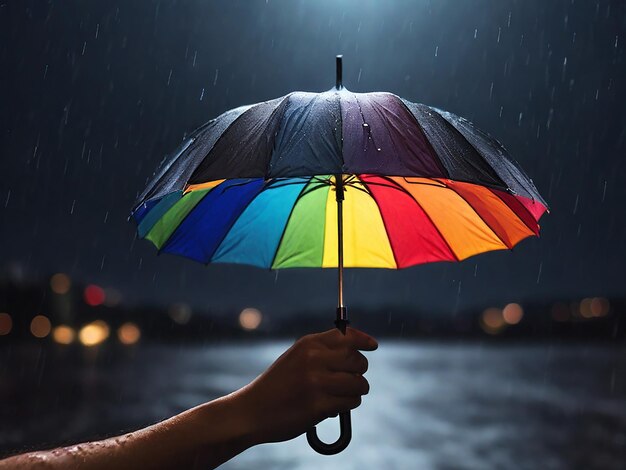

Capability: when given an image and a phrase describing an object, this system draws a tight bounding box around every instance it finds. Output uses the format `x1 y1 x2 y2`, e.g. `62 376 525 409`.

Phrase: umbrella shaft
336 174 344 310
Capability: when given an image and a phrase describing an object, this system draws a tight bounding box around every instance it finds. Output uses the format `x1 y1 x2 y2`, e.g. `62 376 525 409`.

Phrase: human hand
235 327 378 445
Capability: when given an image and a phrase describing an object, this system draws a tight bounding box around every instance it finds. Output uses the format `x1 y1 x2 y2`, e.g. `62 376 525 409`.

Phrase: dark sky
1 0 625 317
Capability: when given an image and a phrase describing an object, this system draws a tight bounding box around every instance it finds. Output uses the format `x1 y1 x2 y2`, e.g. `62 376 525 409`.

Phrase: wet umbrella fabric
133 92 546 269
132 57 547 454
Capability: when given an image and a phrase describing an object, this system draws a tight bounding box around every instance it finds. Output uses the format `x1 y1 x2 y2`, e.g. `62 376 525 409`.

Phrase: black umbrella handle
306 311 352 455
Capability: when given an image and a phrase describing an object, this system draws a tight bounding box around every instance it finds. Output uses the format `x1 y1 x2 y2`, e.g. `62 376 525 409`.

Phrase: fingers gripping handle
306 308 352 455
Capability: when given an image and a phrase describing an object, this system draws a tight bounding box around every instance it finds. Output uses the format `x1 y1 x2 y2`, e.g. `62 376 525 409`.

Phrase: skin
0 327 377 469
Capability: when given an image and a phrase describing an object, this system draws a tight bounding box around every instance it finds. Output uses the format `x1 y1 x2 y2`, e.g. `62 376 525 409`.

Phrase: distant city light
117 322 141 345
239 307 262 331
30 315 52 338
79 320 110 346
502 303 524 325
84 284 105 307
579 298 593 318
168 303 192 325
53 325 76 345
590 297 610 317
0 313 12 336
480 308 505 334
50 273 72 295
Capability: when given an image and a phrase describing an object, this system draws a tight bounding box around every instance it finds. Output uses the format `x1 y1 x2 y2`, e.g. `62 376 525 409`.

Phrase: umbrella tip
336 55 343 90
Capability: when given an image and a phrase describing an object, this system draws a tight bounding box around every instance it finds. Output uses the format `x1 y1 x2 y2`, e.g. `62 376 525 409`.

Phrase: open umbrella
131 56 548 455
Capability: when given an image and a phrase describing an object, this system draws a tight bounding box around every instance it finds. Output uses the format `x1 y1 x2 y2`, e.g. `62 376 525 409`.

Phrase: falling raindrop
602 181 607 202
43 64 48 79
573 194 579 214
497 27 501 43
474 29 478 39
82 41 87 55
167 69 172 86
434 46 438 57
4 189 10 207
200 88 205 101
536 262 543 284
213 69 219 86
193 50 198 67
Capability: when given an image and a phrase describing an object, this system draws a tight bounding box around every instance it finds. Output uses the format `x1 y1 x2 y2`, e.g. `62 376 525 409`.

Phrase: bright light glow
79 320 110 346
502 303 524 325
117 322 141 345
50 273 71 295
168 303 192 325
0 313 12 336
480 308 505 334
30 315 52 338
53 325 75 345
84 284 106 306
239 308 262 331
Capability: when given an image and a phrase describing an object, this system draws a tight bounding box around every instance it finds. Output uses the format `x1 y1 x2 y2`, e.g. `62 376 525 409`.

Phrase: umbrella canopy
132 90 547 270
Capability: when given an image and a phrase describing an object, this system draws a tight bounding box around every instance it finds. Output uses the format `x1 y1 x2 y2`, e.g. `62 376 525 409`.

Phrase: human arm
0 327 377 469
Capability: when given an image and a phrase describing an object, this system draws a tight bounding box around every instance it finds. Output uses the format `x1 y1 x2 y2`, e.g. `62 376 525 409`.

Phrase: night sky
1 1 625 317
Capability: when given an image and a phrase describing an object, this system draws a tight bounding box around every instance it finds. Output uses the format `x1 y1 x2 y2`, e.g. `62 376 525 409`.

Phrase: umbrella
131 55 548 455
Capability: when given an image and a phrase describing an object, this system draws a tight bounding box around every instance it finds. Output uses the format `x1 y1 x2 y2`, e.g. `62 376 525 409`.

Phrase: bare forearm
0 392 257 470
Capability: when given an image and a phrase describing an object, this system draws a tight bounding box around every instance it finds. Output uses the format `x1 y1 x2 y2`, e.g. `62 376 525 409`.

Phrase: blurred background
1 1 625 468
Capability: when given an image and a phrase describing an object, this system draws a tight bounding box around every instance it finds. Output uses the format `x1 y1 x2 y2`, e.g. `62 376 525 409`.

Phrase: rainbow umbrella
131 56 547 454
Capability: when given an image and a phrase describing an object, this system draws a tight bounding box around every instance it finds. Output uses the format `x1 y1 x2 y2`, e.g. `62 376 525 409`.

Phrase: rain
0 0 625 468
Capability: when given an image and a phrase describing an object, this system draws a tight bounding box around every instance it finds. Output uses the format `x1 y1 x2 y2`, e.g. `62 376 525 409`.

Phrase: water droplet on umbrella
362 123 369 128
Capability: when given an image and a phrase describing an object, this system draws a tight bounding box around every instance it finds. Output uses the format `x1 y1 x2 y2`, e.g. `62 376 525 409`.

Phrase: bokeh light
239 307 262 331
0 313 12 336
480 308 505 334
30 315 52 338
168 303 192 325
53 325 75 345
117 322 141 345
84 284 105 307
590 297 610 317
79 320 110 346
579 298 593 318
502 303 524 325
50 273 71 295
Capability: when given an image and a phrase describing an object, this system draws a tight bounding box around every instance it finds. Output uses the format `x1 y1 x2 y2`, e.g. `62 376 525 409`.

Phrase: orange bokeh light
0 313 12 336
480 308 505 334
239 308 262 331
53 325 75 345
502 303 524 325
50 273 71 295
117 322 141 345
30 315 52 338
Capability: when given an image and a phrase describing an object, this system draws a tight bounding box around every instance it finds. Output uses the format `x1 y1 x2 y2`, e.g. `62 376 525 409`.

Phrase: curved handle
306 411 351 455
306 312 352 455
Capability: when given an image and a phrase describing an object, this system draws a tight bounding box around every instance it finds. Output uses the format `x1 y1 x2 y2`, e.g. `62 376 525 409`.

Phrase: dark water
1 341 625 469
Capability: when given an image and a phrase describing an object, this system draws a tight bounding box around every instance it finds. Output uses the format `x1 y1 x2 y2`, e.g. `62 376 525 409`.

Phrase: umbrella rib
202 182 267 265
394 180 461 262
269 177 315 269
488 188 541 236
356 175 399 269
393 96 451 179
445 185 514 250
